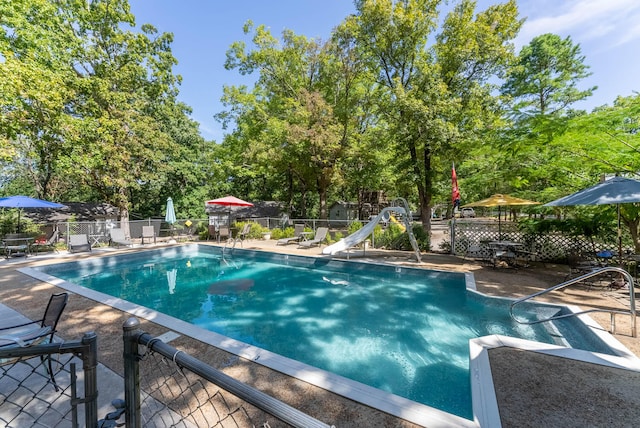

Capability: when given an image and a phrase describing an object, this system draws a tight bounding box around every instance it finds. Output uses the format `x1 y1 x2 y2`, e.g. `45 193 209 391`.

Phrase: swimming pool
28 245 616 422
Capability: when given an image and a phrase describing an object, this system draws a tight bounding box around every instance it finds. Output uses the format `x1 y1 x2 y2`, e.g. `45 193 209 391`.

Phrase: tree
503 33 595 120
1 0 200 228
220 22 371 219
349 0 522 233
0 0 81 199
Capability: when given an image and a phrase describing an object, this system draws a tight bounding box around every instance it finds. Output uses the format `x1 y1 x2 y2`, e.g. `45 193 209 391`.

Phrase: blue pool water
35 246 613 420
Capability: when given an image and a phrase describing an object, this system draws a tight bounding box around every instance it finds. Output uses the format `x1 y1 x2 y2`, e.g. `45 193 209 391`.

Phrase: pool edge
18 264 477 428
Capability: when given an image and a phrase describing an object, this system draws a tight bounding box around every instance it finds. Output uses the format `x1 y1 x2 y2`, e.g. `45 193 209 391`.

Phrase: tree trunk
318 172 330 220
408 137 432 236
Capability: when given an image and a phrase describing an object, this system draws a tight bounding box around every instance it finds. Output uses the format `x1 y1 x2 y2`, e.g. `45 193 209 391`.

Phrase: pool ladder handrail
221 234 240 255
510 266 636 337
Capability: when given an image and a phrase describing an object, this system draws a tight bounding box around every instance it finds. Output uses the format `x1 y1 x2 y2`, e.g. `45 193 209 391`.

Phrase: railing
391 197 422 262
0 332 99 427
121 317 334 428
510 267 637 337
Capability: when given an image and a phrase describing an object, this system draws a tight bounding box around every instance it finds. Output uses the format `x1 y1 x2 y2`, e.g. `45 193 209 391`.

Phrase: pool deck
1 238 639 427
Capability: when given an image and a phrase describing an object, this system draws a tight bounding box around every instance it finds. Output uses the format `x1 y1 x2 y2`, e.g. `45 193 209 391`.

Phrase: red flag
452 163 460 208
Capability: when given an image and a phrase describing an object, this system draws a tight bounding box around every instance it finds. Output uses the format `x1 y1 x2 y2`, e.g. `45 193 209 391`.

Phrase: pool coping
16 245 640 427
469 334 640 427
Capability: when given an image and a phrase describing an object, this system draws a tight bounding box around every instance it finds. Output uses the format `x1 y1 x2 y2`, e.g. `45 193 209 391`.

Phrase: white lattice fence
453 220 632 262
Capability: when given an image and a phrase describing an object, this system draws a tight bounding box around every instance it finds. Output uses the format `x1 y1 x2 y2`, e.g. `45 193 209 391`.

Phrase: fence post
123 317 142 428
81 331 99 427
451 217 456 255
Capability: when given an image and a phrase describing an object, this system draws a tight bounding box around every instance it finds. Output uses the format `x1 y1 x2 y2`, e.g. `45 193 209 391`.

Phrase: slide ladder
322 197 422 263
392 197 421 263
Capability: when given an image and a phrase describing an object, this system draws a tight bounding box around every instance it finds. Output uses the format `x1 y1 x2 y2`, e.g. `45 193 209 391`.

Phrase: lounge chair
141 226 156 245
298 227 329 248
0 292 69 391
31 229 59 254
68 234 92 253
109 228 132 247
277 224 305 246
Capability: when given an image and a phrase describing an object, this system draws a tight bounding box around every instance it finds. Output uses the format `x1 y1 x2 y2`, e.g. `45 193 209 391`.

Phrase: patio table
3 236 34 258
488 241 524 268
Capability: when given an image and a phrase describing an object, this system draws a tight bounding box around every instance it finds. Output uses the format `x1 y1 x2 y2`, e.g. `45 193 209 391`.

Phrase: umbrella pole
618 204 623 266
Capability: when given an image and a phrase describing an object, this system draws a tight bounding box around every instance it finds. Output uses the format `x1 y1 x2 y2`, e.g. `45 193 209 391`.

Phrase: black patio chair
0 292 69 390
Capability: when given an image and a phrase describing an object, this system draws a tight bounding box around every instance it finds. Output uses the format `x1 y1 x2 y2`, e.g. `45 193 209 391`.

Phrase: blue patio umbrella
0 195 65 232
165 197 177 236
545 176 640 264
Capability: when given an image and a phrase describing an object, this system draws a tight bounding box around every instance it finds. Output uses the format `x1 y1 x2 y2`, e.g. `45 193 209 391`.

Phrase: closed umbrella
167 268 177 294
544 176 640 264
463 194 540 239
0 195 66 232
165 197 177 238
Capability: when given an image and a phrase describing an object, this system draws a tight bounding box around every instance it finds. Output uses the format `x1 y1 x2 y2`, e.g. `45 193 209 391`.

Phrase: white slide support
322 207 407 256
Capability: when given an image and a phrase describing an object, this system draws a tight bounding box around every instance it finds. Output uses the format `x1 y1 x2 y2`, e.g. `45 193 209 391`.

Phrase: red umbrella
205 196 254 207
205 196 254 227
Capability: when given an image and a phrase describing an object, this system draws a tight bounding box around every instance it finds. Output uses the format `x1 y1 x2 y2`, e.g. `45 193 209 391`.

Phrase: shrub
377 223 429 251
270 228 287 240
347 220 363 235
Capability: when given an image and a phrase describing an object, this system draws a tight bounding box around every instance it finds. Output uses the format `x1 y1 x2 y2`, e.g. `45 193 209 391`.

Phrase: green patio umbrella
165 197 177 237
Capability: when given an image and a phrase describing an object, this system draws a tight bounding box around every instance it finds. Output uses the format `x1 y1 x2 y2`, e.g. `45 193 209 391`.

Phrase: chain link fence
122 318 333 428
0 333 99 428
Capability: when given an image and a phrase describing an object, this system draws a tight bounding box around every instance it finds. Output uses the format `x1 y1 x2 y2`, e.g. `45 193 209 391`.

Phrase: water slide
322 206 414 256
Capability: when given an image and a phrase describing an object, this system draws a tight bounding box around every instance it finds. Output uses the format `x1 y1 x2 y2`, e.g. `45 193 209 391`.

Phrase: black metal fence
0 333 99 428
122 317 333 428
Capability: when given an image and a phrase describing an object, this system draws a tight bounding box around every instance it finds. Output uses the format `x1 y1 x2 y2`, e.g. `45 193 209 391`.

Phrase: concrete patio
1 238 639 426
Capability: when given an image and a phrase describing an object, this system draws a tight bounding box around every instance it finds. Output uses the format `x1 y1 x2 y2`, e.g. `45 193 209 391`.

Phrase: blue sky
130 0 640 141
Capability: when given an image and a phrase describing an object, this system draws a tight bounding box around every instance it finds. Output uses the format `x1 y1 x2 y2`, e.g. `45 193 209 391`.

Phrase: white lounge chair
298 227 329 248
68 234 91 253
109 228 132 247
277 224 305 246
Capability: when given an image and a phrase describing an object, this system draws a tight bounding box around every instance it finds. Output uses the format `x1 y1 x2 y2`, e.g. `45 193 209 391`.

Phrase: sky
129 0 640 142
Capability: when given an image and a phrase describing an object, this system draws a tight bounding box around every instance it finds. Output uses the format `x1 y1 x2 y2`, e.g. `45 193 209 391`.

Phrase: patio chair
218 226 230 243
141 226 156 245
31 229 59 254
109 228 132 247
233 223 252 247
0 292 69 391
464 242 490 264
298 227 329 248
277 224 305 246
68 234 92 253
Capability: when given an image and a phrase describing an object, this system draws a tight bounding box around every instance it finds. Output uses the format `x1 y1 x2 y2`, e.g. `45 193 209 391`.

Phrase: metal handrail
510 266 636 337
391 197 422 263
